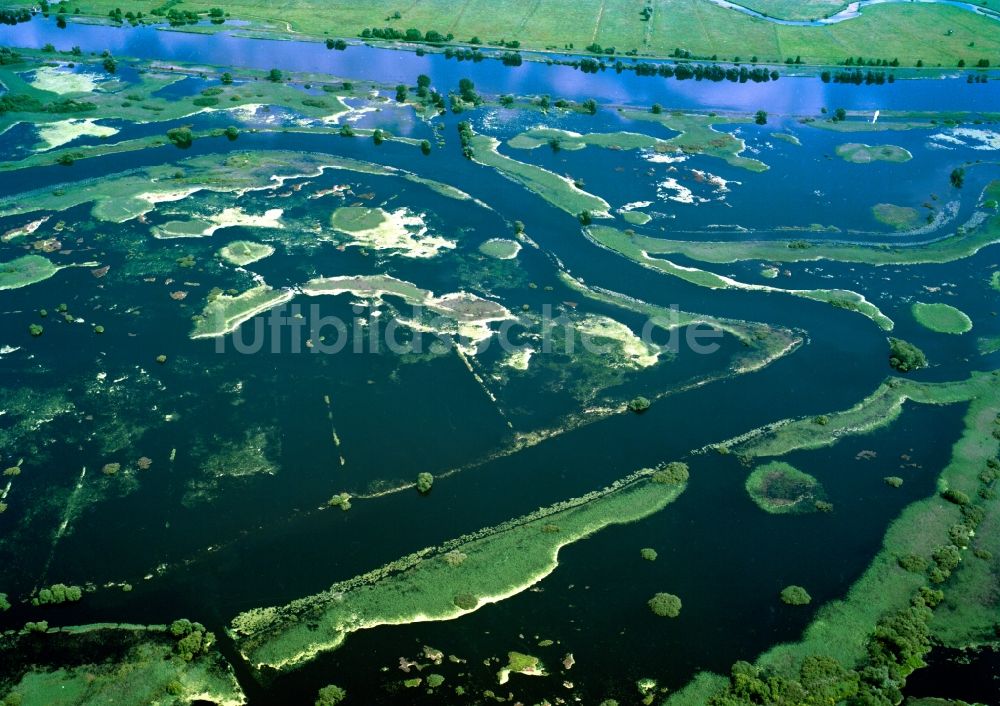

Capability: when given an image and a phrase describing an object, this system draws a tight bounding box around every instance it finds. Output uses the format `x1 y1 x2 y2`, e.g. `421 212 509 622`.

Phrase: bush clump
648 592 682 617
454 593 477 610
169 618 212 661
315 684 347 706
780 585 812 605
884 476 904 488
628 396 651 413
888 337 927 372
652 461 689 484
640 547 658 561
32 583 83 606
416 472 434 493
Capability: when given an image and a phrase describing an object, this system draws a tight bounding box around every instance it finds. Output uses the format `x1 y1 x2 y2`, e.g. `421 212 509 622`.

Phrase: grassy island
911 302 973 335
834 143 912 164
746 462 826 514
230 467 688 671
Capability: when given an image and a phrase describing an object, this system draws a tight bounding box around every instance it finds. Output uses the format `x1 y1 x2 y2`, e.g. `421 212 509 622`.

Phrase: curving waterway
708 0 1000 25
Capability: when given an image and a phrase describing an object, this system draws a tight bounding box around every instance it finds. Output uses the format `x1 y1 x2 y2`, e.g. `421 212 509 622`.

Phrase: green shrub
897 554 928 573
652 461 689 484
648 592 682 617
640 547 658 561
416 472 434 493
888 337 927 372
316 684 347 705
780 585 812 605
627 396 651 413
941 488 970 505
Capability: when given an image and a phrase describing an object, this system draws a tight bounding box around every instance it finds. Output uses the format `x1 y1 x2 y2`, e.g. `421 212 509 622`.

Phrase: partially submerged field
231 467 688 671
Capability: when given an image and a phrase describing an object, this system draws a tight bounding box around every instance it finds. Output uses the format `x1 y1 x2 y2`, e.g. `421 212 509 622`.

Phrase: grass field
39 0 1000 66
732 0 848 21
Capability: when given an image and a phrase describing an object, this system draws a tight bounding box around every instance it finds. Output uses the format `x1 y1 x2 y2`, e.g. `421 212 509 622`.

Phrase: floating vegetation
218 241 276 267
303 275 513 353
834 143 912 164
230 467 687 671
36 118 118 151
911 302 972 334
154 207 284 239
745 462 826 514
329 206 454 258
190 284 295 339
28 65 104 94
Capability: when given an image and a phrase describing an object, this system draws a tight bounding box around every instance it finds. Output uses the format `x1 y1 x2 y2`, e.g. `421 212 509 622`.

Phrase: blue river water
1 16 999 114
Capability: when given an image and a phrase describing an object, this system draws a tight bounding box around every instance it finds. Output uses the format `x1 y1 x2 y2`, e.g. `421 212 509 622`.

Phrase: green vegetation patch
329 206 454 258
0 254 61 290
478 238 521 259
746 461 826 514
911 302 972 335
0 625 245 706
466 132 611 217
218 241 276 267
507 128 662 152
620 110 767 172
721 373 993 460
0 151 471 224
755 370 1000 677
585 226 893 330
834 143 912 164
772 133 801 146
230 467 687 671
872 203 921 230
190 284 295 339
622 210 652 226
580 183 1000 266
